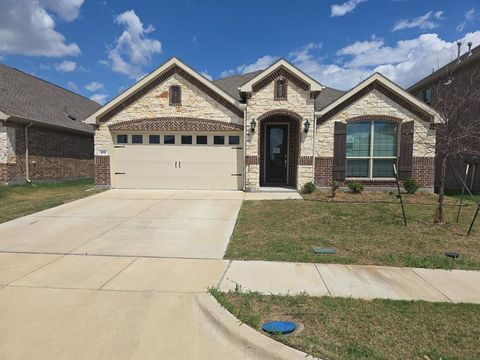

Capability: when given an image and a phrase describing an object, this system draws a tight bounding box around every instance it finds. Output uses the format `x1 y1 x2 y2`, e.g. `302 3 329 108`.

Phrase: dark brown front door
265 124 288 184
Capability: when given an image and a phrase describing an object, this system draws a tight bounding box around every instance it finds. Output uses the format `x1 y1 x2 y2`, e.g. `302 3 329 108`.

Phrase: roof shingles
0 63 101 133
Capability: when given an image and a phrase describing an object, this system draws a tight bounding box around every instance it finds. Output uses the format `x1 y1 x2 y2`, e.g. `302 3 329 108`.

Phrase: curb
196 294 320 360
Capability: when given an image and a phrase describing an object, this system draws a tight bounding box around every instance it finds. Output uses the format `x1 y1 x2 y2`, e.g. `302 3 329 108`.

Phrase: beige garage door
112 133 244 190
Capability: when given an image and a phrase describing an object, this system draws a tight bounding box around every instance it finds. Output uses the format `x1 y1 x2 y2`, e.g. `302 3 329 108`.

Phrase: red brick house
85 58 439 192
0 63 101 185
408 43 480 192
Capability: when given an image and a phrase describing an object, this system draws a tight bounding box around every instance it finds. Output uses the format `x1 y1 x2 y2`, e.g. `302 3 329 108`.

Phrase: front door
265 124 288 184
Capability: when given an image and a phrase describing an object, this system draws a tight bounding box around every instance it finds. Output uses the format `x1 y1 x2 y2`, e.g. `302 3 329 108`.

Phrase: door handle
284 159 287 168
175 161 177 168
179 161 181 168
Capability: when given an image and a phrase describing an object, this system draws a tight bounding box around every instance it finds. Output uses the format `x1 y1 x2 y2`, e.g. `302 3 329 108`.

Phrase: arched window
274 79 287 100
169 85 182 106
346 120 398 178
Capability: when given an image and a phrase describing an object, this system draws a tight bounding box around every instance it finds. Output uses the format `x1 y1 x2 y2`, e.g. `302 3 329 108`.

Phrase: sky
0 0 479 105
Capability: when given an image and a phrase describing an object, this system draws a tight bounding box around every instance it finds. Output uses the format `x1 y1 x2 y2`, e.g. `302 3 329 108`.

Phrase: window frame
164 134 176 145
131 134 143 144
149 134 160 144
346 120 399 179
196 135 208 145
169 85 182 106
213 135 225 145
116 134 128 144
274 78 287 101
181 135 193 145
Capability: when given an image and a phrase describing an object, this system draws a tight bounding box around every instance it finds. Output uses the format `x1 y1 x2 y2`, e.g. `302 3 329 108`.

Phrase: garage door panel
113 140 243 190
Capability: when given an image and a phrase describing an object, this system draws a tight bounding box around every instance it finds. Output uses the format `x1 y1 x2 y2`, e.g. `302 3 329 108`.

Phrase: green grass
226 191 480 270
0 179 103 223
211 289 480 360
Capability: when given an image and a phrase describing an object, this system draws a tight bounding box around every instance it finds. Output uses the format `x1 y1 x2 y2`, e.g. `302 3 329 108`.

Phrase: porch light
250 118 257 132
304 119 311 133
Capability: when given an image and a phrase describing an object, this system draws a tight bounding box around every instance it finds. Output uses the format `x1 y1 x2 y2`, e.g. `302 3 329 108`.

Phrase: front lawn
0 179 102 223
226 191 480 270
211 290 480 360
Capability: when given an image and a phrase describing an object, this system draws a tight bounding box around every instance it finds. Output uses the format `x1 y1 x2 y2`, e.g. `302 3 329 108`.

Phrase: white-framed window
346 120 398 178
116 134 128 144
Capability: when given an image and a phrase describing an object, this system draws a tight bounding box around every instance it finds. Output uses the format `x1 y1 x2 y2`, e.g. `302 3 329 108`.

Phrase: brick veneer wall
315 156 435 189
94 155 110 186
4 124 93 183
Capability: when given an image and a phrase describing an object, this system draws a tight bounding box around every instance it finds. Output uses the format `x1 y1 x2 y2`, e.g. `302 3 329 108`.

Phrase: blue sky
1 0 479 104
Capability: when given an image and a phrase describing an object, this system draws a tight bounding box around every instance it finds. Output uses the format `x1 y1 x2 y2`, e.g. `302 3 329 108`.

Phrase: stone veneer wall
315 89 436 189
245 78 315 191
1 123 93 184
94 73 243 187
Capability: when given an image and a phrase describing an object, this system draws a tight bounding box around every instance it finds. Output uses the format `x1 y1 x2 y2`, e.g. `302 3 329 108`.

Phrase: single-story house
85 57 438 192
0 63 101 185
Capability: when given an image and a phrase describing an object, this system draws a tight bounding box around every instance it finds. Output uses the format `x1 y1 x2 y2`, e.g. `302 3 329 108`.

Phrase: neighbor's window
131 135 143 144
346 121 398 178
214 135 225 145
169 85 182 106
149 135 160 144
181 135 192 144
196 135 208 145
117 134 128 144
164 135 175 144
229 135 240 145
421 88 432 104
275 79 287 100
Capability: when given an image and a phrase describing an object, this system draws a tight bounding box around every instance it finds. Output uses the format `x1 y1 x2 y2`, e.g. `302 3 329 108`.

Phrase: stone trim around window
108 117 244 132
345 115 403 123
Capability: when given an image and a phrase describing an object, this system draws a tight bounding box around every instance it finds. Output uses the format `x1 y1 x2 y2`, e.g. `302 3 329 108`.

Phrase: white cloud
67 81 79 91
107 9 162 79
200 71 212 80
90 93 108 105
220 55 278 78
393 10 444 31
85 81 104 92
55 60 76 72
289 31 480 90
457 9 476 32
0 0 82 57
331 0 367 17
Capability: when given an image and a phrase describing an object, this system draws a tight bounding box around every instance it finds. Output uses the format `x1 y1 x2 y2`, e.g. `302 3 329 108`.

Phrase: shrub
347 181 364 194
403 178 419 194
302 181 316 194
330 180 339 198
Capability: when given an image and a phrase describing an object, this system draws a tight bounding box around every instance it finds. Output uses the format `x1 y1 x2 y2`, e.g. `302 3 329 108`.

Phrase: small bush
330 180 339 198
302 181 316 194
403 178 419 194
347 181 364 194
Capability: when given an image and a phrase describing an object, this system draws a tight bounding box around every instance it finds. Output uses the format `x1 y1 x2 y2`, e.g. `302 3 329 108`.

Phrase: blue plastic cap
262 321 297 335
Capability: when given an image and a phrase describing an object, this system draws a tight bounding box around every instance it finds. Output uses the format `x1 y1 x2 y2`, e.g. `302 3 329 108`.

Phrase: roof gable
85 57 244 124
317 73 438 123
239 59 324 93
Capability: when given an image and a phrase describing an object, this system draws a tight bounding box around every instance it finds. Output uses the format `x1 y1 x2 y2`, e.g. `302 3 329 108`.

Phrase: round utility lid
262 321 297 335
445 251 460 259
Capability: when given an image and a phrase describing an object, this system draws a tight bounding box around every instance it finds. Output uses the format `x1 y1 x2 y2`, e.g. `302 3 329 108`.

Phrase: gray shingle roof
213 70 344 110
0 63 101 133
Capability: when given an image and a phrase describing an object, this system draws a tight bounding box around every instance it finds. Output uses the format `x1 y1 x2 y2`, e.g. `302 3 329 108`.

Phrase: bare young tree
430 60 480 222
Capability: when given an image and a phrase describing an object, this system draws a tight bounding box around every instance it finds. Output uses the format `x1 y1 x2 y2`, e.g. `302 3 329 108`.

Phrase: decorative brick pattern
345 115 403 123
94 155 110 186
245 156 258 165
299 156 313 165
253 67 309 93
109 117 244 132
318 80 434 124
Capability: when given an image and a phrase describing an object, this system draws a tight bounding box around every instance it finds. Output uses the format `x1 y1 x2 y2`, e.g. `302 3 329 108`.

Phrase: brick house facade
408 44 480 192
85 58 438 192
0 63 100 185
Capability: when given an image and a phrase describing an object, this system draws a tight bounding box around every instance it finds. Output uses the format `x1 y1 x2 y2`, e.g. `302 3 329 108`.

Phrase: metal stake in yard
393 164 407 226
467 202 480 236
456 164 470 223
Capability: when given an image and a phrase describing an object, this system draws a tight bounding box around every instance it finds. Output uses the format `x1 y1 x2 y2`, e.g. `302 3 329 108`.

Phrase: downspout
312 110 316 185
24 122 33 183
242 105 247 192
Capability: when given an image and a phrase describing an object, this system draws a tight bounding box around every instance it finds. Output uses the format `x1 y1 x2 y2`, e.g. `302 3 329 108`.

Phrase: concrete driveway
0 189 244 259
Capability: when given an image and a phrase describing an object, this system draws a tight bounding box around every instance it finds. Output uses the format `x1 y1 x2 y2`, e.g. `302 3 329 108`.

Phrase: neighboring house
85 57 438 192
408 43 480 192
0 64 101 185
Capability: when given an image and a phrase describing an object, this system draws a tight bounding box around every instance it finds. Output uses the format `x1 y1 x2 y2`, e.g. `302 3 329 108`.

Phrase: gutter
24 122 33 183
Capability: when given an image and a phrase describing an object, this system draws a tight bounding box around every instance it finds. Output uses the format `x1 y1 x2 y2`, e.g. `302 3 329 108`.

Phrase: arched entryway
258 110 301 187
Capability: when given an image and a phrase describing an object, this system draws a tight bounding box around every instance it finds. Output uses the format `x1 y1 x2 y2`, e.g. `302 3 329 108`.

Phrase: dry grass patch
211 289 480 360
0 179 103 223
226 192 480 269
